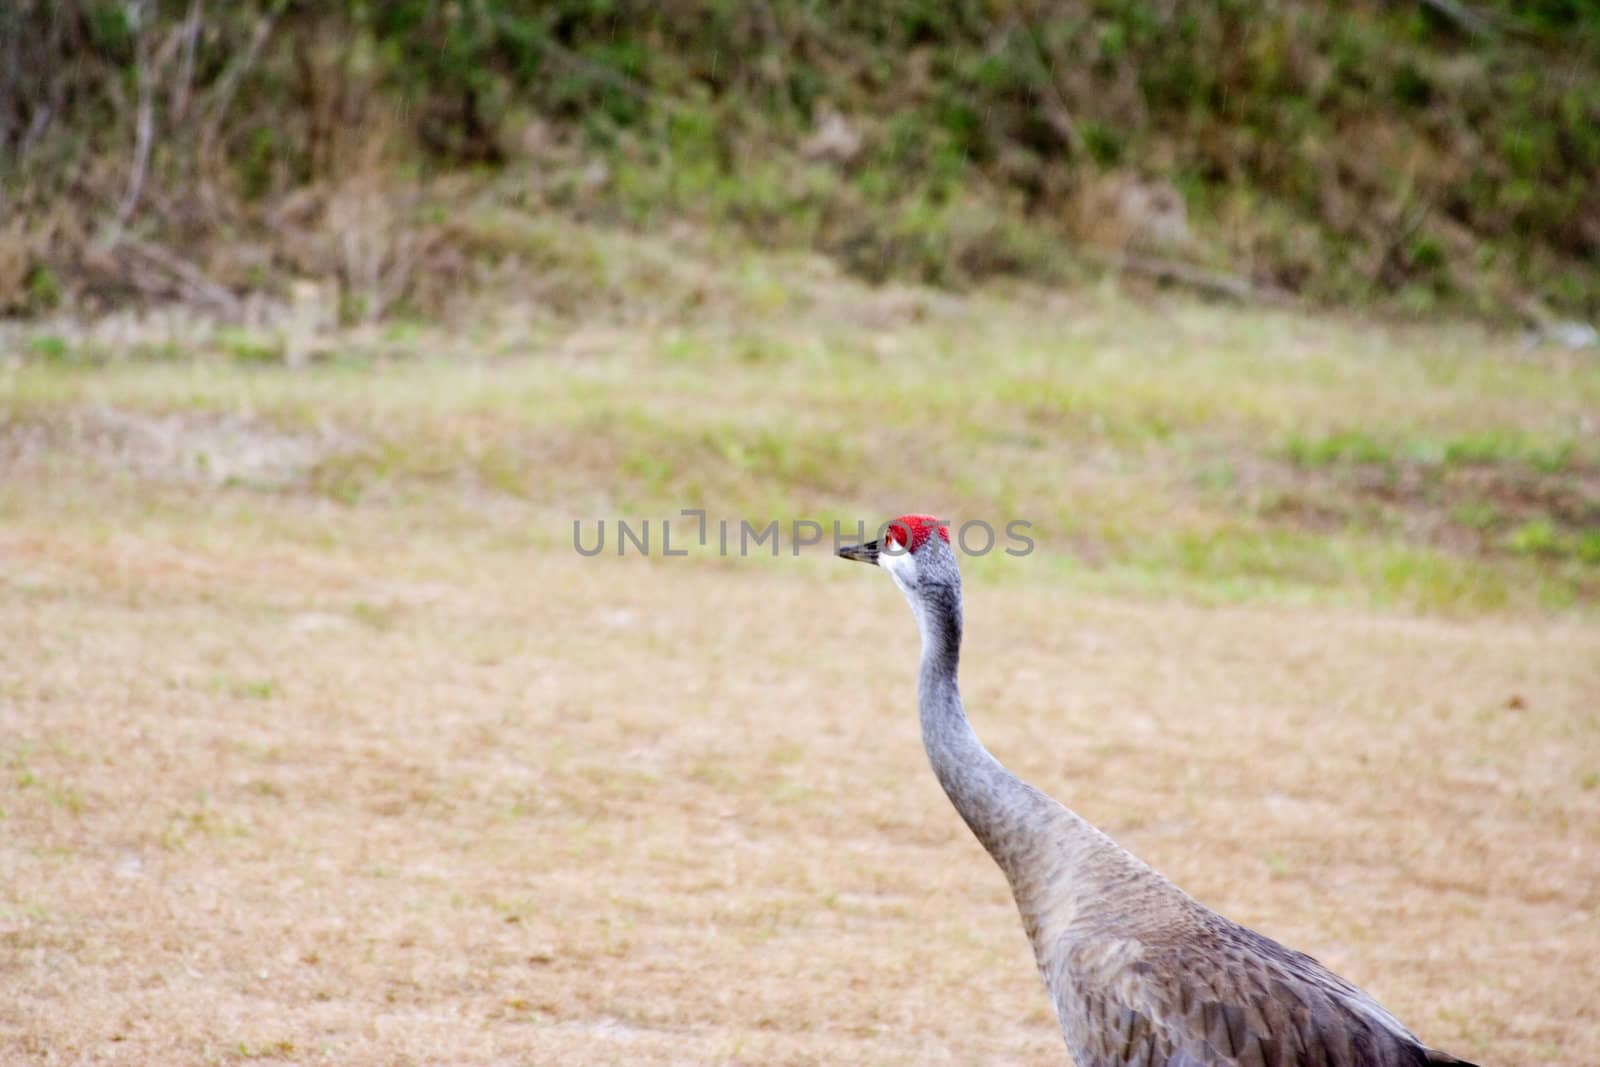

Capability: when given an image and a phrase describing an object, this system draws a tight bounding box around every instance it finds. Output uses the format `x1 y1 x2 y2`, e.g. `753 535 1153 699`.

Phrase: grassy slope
6 219 1597 613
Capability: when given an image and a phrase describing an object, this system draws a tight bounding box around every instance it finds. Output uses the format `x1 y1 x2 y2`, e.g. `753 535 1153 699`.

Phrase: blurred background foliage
1 0 1597 322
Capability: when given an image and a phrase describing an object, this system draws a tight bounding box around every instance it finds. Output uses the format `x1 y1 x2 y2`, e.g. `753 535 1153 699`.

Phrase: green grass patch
4 257 1596 615
1286 431 1397 468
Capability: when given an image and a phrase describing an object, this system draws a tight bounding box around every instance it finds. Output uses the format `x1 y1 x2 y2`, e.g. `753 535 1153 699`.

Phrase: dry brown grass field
2 257 1598 1065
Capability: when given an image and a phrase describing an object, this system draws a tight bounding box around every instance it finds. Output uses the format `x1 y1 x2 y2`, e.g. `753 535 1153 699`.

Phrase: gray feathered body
874 534 1474 1067
969 780 1462 1067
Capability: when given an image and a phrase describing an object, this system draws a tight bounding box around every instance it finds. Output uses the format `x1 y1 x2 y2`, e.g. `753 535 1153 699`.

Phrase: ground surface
1 267 1597 1065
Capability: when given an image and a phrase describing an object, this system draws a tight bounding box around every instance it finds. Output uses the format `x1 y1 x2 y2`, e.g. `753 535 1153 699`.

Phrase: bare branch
100 0 156 250
1019 20 1081 155
533 35 665 110
1419 0 1497 39
172 0 204 124
18 104 52 159
199 0 287 139
1369 198 1432 289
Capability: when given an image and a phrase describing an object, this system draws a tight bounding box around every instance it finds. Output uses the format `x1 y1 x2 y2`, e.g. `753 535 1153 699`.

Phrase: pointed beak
837 539 880 565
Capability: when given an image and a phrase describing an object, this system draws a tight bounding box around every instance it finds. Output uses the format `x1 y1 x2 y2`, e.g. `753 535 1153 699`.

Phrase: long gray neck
914 585 1053 878
910 576 1159 1044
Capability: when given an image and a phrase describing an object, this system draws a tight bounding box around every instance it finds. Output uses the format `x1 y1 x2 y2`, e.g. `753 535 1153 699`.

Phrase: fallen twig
122 237 238 312
1088 249 1296 306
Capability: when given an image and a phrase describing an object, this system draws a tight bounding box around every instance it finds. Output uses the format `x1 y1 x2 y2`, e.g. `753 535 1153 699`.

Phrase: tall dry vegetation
0 2 450 321
1 0 1597 324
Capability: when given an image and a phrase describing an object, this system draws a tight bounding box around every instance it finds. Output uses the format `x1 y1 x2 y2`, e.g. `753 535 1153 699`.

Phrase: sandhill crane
837 515 1477 1067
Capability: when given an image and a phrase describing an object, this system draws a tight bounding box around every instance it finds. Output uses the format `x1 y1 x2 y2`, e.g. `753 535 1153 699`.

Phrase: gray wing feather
1058 912 1454 1067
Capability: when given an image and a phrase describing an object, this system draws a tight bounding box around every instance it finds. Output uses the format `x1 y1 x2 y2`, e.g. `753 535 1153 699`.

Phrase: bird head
837 514 961 605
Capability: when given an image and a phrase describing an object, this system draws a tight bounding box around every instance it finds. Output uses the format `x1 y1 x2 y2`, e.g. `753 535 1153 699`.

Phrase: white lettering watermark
573 512 1034 558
